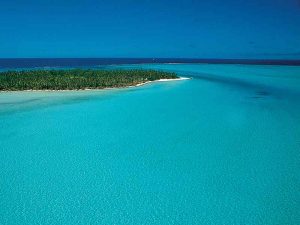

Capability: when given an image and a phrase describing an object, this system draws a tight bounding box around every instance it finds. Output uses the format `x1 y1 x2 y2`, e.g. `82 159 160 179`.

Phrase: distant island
0 69 182 91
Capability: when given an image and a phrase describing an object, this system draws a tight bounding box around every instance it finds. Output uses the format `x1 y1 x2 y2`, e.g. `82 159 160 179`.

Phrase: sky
0 0 300 59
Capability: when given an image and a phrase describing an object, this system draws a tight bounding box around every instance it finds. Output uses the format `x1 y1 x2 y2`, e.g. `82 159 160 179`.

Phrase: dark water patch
176 71 300 101
187 72 268 90
256 91 270 96
252 91 273 100
249 91 271 100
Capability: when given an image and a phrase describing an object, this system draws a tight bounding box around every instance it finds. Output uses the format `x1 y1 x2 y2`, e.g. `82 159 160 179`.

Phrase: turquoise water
0 64 300 224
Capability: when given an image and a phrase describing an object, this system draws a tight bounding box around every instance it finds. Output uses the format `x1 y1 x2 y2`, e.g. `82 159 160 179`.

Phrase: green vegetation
0 69 179 91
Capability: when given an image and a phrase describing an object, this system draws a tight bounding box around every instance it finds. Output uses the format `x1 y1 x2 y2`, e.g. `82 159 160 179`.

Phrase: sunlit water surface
0 64 299 224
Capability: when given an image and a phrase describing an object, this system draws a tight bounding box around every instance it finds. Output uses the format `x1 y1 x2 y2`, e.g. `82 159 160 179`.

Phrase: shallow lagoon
0 64 300 224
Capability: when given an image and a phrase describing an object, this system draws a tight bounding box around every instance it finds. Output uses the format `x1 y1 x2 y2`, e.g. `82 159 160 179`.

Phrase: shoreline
0 77 190 93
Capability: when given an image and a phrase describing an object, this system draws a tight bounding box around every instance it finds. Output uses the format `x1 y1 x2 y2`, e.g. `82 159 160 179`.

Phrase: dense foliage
0 69 178 91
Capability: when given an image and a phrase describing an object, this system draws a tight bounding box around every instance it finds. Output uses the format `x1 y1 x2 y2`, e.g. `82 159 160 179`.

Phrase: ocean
0 60 299 224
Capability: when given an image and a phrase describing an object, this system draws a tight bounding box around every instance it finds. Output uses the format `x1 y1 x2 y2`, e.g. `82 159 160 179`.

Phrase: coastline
134 77 190 87
0 77 190 93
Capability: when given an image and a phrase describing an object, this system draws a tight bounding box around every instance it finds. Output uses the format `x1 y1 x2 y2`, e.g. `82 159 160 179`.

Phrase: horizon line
0 57 300 60
1 58 300 66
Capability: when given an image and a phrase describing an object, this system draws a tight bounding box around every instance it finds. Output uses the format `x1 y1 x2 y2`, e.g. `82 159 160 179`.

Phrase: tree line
0 69 178 91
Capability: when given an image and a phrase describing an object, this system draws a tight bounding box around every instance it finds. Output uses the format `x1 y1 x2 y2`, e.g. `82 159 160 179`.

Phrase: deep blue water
0 62 300 224
1 58 300 70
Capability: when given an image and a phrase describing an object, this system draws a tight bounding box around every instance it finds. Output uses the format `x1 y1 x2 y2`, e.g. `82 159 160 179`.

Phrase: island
0 69 183 91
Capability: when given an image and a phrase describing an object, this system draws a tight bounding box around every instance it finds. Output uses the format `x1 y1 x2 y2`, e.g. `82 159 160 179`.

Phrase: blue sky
0 0 300 59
